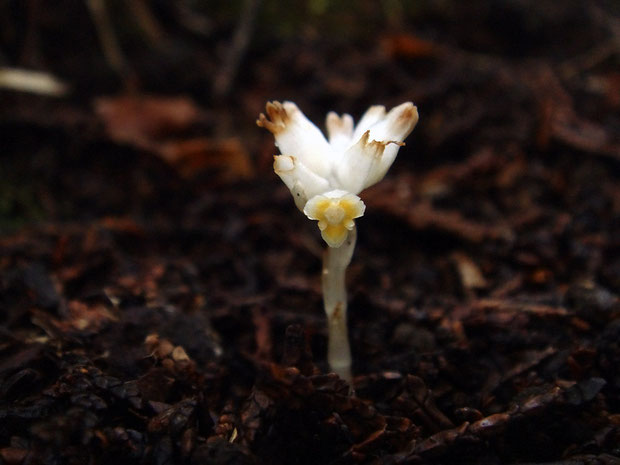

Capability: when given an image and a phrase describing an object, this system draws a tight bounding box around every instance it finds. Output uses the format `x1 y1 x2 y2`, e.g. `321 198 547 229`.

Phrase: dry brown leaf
95 94 202 144
158 137 253 180
94 94 254 180
381 34 436 60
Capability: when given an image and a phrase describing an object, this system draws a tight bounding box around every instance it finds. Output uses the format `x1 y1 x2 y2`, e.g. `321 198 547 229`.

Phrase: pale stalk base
322 227 357 385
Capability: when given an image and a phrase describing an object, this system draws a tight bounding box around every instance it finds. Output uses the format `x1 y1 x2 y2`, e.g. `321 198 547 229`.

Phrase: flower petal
363 102 419 187
274 155 330 210
351 105 386 143
320 224 350 248
258 101 332 178
326 112 354 152
335 130 396 194
367 102 418 145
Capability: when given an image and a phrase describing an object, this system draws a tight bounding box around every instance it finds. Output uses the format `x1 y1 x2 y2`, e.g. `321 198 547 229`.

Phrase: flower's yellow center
323 203 345 226
304 193 365 247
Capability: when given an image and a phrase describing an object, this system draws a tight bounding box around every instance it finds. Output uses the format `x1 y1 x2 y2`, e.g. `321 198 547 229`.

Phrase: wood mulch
1 1 619 464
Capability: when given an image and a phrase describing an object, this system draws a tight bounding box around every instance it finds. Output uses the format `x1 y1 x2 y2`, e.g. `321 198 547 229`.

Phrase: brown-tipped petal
326 112 354 151
368 102 419 143
265 101 287 123
259 101 332 178
256 113 280 134
256 101 290 135
361 102 418 188
336 130 401 194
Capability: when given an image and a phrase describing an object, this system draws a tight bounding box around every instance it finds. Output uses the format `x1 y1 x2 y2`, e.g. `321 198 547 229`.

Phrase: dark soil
1 1 620 464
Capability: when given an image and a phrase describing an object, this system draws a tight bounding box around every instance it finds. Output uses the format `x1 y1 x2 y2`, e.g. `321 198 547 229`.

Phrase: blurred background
1 0 618 230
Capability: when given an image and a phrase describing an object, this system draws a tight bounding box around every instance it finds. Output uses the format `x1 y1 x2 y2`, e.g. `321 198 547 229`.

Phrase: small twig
559 39 619 79
367 194 514 244
128 0 167 49
212 0 261 99
0 67 68 96
174 2 213 37
21 0 43 66
86 0 129 77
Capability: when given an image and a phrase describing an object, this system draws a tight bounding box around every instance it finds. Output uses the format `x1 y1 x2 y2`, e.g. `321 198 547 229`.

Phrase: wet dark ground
1 1 620 464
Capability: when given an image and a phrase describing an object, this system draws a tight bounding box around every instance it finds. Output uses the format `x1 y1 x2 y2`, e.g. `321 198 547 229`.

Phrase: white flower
258 101 418 247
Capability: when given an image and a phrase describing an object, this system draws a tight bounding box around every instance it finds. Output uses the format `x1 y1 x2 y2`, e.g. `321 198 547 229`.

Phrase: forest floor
1 1 620 464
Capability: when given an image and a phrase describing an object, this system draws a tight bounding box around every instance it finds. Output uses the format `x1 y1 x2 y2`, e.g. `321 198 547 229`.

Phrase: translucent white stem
322 227 356 384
